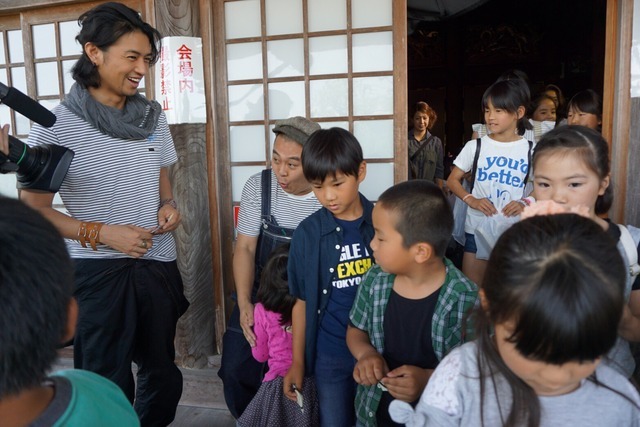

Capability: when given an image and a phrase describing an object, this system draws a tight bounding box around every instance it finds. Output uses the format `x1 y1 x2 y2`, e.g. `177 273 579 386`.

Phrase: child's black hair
533 125 612 214
568 89 603 128
481 80 532 136
544 84 565 107
530 93 557 119
0 198 75 398
474 214 625 427
255 243 295 326
377 180 452 257
301 127 364 183
496 69 531 103
72 2 162 88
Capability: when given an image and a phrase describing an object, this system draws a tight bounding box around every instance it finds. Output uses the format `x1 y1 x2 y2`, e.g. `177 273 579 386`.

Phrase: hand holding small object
291 384 304 412
150 214 174 234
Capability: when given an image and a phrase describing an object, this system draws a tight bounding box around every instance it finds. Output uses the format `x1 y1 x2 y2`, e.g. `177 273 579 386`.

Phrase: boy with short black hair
347 180 478 426
283 127 375 426
0 197 138 426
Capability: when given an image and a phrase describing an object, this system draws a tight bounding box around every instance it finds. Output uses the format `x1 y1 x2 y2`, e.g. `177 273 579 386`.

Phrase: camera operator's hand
100 224 154 258
0 124 9 155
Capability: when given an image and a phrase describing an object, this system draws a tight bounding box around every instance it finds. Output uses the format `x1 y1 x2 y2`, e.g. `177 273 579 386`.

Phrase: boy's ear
62 298 78 344
357 161 367 183
414 242 434 263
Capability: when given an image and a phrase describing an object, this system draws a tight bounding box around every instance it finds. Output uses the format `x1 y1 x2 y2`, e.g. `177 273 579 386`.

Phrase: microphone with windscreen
0 82 73 192
0 82 56 128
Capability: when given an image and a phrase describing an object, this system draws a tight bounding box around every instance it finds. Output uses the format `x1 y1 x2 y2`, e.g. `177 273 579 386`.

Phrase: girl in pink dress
238 244 319 426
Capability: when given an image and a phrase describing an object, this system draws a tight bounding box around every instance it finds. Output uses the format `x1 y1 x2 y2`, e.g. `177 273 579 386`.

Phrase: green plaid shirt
349 258 478 426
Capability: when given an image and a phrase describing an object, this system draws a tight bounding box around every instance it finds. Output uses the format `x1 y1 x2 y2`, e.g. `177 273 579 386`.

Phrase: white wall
631 0 640 97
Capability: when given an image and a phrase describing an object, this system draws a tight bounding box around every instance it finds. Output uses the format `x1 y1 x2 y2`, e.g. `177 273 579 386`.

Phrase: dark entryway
407 0 606 156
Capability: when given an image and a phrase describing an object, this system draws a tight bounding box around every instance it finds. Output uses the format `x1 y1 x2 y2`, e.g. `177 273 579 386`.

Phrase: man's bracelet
78 221 103 251
462 194 473 204
159 198 177 210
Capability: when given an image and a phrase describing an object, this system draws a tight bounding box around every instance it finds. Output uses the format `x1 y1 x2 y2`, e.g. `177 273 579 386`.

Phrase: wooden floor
169 405 236 427
169 405 235 427
53 347 236 426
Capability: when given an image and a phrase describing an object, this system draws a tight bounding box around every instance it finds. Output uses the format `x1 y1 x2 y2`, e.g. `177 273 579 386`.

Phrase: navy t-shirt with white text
317 216 373 356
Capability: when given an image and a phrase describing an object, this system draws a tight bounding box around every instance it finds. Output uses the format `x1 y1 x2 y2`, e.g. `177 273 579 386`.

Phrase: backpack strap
410 134 436 161
618 224 640 277
469 138 482 194
521 140 534 197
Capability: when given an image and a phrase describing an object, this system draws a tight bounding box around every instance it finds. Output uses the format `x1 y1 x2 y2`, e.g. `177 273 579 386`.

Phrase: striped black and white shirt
237 169 322 238
27 104 178 261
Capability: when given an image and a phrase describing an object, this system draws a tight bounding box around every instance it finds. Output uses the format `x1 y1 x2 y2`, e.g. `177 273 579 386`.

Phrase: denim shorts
464 232 477 253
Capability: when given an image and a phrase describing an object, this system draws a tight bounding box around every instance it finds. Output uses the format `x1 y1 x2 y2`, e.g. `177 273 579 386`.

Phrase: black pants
218 303 266 419
73 258 189 427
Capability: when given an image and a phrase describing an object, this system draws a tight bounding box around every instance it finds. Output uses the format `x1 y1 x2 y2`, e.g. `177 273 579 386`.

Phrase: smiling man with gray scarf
20 3 189 426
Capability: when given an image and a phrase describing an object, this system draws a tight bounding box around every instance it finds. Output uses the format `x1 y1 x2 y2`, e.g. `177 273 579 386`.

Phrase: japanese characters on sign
155 37 206 124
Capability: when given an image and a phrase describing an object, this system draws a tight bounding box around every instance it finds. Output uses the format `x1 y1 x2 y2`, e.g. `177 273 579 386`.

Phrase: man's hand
152 203 181 234
238 300 256 346
100 224 154 257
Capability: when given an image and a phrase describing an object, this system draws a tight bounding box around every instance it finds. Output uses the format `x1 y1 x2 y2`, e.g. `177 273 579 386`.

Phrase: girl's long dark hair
255 243 295 326
475 214 625 427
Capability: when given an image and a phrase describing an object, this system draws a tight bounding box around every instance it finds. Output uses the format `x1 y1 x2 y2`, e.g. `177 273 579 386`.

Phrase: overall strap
260 169 272 219
469 138 482 194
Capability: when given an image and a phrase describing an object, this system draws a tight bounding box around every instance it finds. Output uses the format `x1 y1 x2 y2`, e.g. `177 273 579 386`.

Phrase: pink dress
237 303 319 427
251 303 293 382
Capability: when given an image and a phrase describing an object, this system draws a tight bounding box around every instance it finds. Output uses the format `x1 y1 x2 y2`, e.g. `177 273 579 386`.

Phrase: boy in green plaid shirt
347 180 478 426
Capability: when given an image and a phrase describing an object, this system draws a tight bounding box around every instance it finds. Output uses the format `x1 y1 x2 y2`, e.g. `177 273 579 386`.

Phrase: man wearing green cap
218 116 322 419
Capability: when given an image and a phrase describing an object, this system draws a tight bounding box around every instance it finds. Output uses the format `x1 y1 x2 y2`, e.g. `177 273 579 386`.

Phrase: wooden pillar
603 0 633 224
153 0 216 368
394 0 409 182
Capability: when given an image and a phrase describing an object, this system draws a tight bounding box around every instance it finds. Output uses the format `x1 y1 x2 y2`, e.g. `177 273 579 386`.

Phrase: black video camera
0 82 73 192
0 135 74 192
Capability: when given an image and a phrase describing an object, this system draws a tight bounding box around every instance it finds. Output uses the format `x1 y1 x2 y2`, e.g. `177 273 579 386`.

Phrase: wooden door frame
200 0 409 339
603 0 633 224
199 0 230 352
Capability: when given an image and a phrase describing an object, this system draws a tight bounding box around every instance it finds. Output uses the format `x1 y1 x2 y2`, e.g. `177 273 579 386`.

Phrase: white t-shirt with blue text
454 135 532 234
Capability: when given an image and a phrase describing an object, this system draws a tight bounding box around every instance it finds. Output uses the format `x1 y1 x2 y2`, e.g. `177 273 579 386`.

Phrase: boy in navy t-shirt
283 128 375 426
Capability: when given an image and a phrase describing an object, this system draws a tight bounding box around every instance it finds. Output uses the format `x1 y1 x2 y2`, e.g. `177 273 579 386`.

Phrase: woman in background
408 101 444 189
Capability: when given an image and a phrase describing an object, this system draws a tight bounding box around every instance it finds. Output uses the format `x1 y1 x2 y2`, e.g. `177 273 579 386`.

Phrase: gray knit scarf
62 83 162 140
